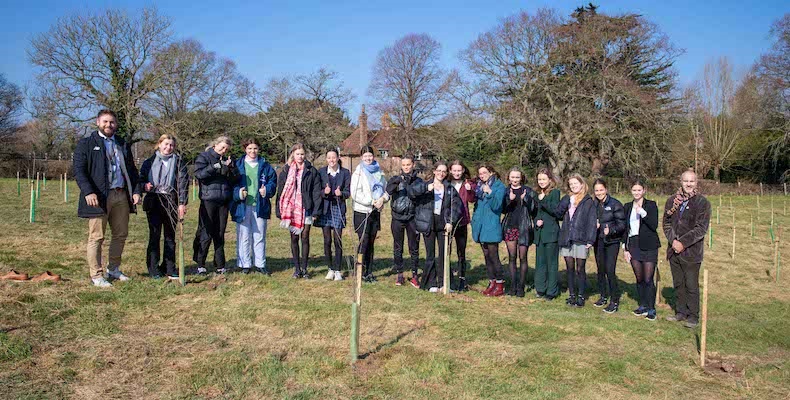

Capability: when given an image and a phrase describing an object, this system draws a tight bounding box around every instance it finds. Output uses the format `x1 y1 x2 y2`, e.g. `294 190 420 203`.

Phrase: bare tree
690 57 744 181
28 8 172 142
368 33 454 133
295 68 355 110
238 73 352 161
0 74 23 140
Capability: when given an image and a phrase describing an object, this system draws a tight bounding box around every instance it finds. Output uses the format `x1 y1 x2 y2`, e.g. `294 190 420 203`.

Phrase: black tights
481 243 504 281
322 226 343 271
564 257 587 297
631 260 656 309
506 241 528 293
290 225 311 274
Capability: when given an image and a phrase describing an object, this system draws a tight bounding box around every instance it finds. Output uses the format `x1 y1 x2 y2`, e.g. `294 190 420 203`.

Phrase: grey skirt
560 244 589 259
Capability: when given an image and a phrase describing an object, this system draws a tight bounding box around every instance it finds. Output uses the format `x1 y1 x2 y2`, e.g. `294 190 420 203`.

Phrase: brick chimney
381 112 391 131
358 104 368 147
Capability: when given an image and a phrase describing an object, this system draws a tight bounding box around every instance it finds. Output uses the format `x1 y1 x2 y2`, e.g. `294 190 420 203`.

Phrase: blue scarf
475 177 495 200
361 161 384 200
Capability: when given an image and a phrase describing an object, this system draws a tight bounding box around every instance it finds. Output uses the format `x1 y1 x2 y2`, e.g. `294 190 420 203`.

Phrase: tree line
1 5 788 184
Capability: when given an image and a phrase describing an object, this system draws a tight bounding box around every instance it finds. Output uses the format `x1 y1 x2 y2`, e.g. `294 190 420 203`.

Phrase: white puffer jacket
350 165 389 213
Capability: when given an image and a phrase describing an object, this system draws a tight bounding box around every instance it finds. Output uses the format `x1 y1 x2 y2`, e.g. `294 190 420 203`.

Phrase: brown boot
1 270 29 281
482 280 494 296
490 280 506 297
31 271 61 283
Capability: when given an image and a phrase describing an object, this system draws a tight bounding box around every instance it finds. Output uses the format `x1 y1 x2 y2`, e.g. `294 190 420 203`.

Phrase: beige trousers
87 189 130 279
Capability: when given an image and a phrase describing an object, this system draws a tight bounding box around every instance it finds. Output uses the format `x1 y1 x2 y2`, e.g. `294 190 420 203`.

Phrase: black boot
457 260 468 291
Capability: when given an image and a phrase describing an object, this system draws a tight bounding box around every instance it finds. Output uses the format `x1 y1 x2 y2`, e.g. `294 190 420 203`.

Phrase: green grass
0 178 789 399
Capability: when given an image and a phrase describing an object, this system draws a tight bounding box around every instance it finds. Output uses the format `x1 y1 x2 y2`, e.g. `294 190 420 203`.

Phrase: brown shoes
31 271 62 283
0 270 62 282
1 270 29 281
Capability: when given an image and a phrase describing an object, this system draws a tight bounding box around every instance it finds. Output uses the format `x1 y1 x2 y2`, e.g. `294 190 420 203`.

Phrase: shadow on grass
359 323 425 360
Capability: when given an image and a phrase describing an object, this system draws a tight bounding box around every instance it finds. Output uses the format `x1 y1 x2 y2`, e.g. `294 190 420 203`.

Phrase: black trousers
421 214 447 289
146 193 177 277
669 257 701 321
322 226 343 271
290 225 311 274
354 210 380 277
594 240 620 301
391 218 420 274
195 200 228 270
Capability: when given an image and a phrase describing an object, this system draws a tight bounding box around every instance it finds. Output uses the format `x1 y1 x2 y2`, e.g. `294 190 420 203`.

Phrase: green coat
533 189 561 245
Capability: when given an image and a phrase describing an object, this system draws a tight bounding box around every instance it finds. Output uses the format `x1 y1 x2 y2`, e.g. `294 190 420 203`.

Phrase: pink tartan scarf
279 162 304 234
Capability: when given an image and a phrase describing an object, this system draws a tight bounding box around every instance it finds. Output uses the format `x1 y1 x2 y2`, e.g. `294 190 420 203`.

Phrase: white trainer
325 270 335 280
428 287 439 293
333 271 344 281
106 269 130 281
92 277 112 288
197 267 208 274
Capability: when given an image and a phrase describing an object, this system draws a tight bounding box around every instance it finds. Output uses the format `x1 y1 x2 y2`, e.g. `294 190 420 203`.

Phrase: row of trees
2 5 788 183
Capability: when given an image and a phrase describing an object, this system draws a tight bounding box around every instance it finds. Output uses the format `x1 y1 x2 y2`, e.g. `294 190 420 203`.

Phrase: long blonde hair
287 143 306 165
154 134 177 151
206 135 232 152
566 173 589 206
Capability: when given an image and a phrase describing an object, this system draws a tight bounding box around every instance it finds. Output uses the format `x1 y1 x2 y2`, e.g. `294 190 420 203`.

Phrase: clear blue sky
1 0 786 120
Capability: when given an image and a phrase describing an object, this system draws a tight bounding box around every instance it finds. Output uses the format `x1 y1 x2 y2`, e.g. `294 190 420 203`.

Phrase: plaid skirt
316 202 345 229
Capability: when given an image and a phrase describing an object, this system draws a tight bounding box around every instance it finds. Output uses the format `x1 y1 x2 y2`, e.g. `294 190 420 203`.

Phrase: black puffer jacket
556 194 598 248
386 171 418 221
501 186 538 246
595 195 627 245
275 160 323 219
408 177 462 234
194 148 238 203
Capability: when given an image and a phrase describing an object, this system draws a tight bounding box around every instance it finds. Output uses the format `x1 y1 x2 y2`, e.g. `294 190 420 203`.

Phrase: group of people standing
73 110 711 328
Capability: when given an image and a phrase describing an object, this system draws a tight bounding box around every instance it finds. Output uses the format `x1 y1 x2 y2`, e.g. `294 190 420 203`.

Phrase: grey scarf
149 151 177 194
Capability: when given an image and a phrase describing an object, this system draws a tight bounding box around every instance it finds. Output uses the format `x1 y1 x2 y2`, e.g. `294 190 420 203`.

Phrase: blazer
622 199 661 250
73 131 139 218
318 165 351 218
662 194 711 263
534 189 561 245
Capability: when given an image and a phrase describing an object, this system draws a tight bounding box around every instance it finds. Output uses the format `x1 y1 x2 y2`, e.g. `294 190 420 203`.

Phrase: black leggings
564 257 587 297
631 260 656 309
506 241 528 292
354 211 380 277
481 243 504 280
322 226 343 271
452 225 468 281
290 225 311 273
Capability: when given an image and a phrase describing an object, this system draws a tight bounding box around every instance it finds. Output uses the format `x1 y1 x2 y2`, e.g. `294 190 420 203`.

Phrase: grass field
1 178 789 399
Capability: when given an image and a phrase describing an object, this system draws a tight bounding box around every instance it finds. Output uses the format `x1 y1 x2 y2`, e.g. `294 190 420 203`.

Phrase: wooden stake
17 171 20 196
655 260 662 306
700 269 709 367
731 211 736 259
760 182 764 196
751 212 754 238
59 173 63 193
443 233 451 295
716 207 719 225
350 252 364 364
178 220 186 286
776 227 782 284
64 174 68 203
